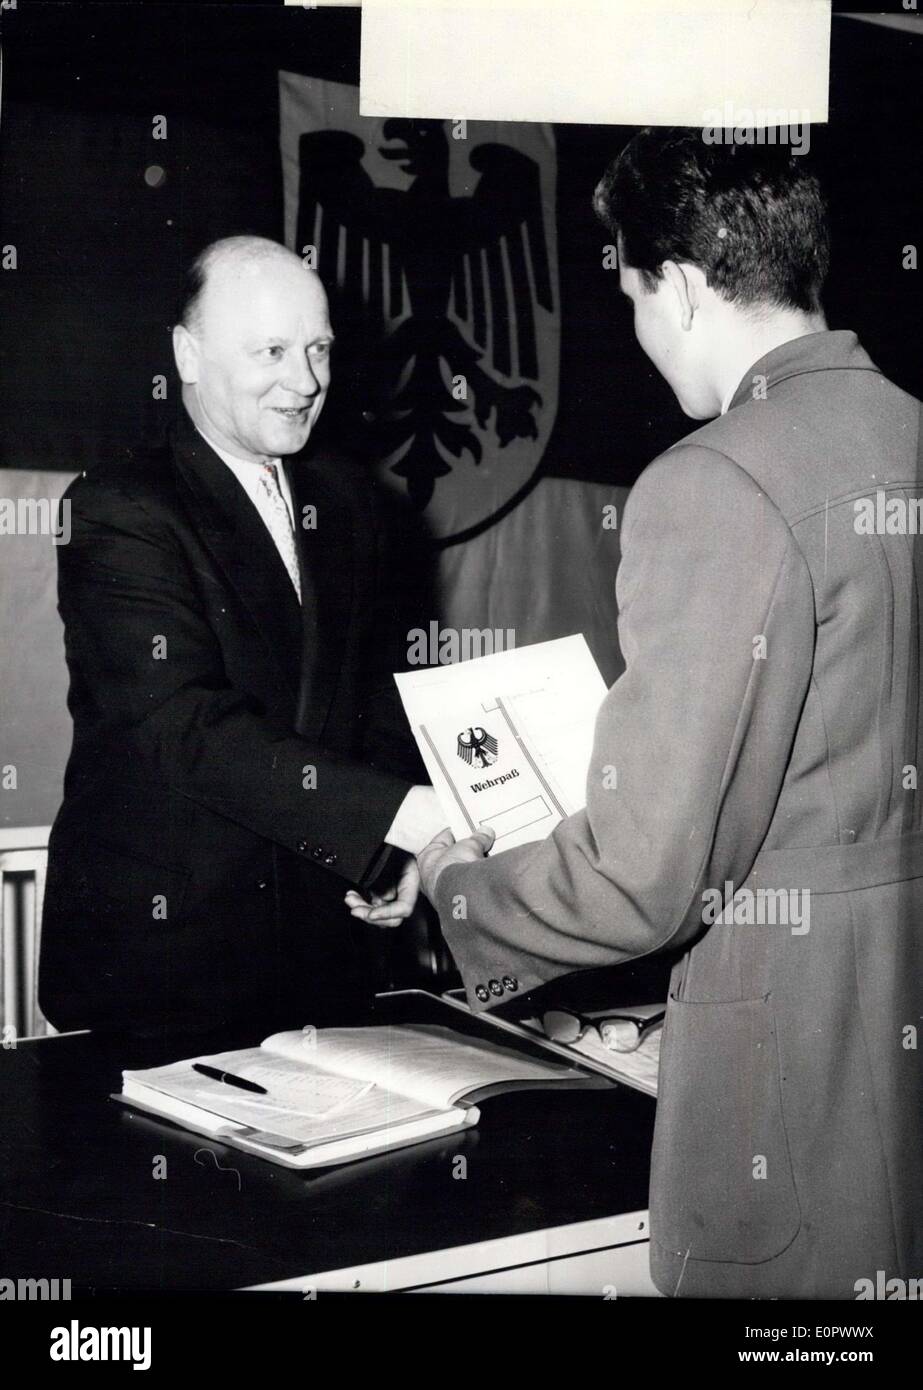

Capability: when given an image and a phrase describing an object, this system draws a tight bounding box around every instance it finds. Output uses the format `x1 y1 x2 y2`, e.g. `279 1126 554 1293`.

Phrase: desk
0 993 658 1294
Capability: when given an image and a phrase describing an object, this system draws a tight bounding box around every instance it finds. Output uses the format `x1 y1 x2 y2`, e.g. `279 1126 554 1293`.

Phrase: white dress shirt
196 427 297 542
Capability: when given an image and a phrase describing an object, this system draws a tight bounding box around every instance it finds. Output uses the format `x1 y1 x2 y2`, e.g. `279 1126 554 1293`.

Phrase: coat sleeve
57 473 411 886
433 445 816 1008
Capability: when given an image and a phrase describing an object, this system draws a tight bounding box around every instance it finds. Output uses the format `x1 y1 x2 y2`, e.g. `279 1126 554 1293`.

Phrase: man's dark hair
175 251 208 335
594 127 830 313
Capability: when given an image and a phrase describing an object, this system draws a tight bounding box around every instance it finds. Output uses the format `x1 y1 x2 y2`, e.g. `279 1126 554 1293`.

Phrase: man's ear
172 324 200 384
661 260 701 332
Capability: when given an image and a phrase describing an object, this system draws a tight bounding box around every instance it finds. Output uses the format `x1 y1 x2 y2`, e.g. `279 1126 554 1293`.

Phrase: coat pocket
650 992 801 1265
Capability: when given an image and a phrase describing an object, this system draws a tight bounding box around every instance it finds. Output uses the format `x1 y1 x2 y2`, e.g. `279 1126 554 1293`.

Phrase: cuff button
502 975 519 992
488 979 503 996
474 985 490 1003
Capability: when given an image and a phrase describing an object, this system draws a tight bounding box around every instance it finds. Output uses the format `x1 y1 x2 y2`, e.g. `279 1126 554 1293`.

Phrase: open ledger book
118 1023 609 1169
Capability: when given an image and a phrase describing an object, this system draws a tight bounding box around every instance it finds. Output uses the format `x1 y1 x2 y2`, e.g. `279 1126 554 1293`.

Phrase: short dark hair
175 251 209 335
594 128 830 313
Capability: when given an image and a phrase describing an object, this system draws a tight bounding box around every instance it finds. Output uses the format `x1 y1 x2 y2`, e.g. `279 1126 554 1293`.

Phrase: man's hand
417 825 495 903
344 853 421 928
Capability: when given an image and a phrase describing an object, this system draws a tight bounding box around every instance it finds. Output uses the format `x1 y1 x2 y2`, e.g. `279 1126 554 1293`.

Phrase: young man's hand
417 826 495 902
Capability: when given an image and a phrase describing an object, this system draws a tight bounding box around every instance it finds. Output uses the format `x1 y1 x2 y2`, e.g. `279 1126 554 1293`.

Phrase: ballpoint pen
191 1064 268 1095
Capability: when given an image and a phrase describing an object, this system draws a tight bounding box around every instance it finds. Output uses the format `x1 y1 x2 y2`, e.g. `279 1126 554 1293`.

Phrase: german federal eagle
296 119 553 510
457 727 499 769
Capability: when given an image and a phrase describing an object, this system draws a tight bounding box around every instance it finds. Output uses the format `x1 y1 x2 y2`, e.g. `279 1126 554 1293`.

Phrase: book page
123 1048 440 1145
263 1024 588 1111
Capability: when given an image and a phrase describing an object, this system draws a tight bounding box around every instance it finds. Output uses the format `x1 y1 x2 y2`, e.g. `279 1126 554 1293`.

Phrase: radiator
0 828 55 1041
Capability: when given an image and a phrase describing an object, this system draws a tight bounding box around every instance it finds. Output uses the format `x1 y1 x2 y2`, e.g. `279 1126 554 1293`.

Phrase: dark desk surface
0 992 655 1292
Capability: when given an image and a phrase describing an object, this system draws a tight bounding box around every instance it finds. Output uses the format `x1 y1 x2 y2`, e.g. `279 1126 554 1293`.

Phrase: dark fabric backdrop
6 5 919 482
2 3 922 835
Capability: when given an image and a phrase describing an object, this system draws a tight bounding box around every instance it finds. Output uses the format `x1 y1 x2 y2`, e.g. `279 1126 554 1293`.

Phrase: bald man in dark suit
41 237 444 1036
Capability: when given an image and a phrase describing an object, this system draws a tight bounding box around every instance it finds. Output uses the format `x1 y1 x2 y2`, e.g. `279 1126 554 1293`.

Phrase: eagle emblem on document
282 74 560 540
457 727 499 769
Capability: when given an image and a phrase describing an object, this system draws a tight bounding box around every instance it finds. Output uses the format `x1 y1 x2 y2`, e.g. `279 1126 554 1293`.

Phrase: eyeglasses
541 1006 666 1053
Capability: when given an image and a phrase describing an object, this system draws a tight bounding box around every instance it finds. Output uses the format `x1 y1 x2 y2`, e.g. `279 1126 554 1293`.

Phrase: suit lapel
172 419 304 697
287 454 355 740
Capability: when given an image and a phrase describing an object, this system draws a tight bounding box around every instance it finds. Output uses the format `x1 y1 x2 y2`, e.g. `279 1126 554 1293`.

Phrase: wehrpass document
395 635 607 852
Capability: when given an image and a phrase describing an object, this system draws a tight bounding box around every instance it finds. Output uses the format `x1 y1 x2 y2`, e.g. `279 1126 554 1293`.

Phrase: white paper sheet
395 634 607 851
124 1048 434 1144
359 0 831 127
265 1023 585 1110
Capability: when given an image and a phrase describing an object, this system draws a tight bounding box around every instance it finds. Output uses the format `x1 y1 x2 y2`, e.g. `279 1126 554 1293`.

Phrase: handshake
344 785 494 927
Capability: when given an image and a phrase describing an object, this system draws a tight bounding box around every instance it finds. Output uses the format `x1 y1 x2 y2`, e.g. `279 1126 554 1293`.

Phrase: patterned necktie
256 462 302 603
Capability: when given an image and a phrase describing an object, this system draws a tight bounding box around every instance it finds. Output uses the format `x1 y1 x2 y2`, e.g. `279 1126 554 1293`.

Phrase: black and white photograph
0 0 921 1369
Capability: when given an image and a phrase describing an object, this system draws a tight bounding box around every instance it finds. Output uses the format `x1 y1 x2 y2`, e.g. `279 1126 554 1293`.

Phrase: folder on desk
116 1021 608 1169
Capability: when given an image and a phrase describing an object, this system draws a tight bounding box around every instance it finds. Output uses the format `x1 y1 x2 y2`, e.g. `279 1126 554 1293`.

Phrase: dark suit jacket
40 412 418 1035
434 331 923 1297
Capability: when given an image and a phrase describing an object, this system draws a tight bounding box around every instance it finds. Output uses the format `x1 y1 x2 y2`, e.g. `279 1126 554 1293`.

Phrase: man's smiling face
179 257 334 462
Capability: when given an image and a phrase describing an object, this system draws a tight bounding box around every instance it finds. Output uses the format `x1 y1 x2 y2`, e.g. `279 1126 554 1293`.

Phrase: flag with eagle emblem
280 73 559 543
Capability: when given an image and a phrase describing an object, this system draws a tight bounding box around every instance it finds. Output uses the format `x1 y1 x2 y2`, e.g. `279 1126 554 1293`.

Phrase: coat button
502 975 519 992
475 985 489 1003
297 839 309 853
488 979 503 996
323 852 338 866
255 878 268 890
311 846 326 860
